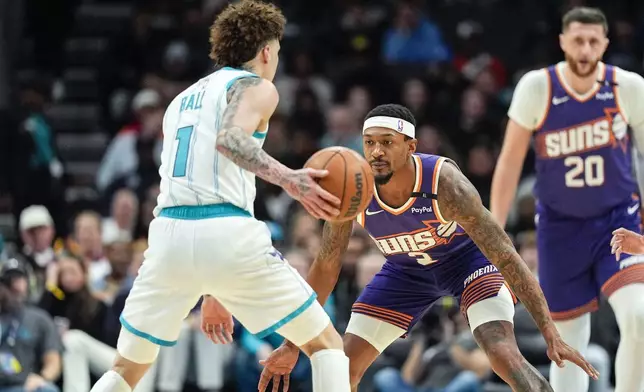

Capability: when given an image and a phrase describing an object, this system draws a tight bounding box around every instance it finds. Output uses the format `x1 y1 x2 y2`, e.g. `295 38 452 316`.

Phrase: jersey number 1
173 125 194 177
564 155 604 188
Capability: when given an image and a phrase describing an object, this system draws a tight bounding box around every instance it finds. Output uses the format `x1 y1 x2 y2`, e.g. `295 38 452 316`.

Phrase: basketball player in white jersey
491 7 644 392
90 2 352 391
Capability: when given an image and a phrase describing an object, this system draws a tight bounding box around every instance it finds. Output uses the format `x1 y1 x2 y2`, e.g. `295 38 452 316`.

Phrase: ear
408 138 417 154
261 45 271 65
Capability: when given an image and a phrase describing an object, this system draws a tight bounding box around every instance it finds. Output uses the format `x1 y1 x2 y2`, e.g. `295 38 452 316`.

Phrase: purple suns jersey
533 64 637 218
356 154 474 269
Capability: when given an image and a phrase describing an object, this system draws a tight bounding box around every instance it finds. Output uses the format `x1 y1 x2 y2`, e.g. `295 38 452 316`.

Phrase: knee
616 306 644 341
300 323 343 355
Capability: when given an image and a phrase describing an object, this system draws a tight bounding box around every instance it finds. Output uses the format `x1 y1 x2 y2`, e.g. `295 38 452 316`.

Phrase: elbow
215 130 230 154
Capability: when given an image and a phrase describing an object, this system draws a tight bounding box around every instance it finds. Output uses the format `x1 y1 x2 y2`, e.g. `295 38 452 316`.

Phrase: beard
374 172 394 185
565 54 599 78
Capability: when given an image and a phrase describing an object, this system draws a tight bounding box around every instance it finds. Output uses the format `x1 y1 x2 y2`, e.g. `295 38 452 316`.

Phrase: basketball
304 146 374 222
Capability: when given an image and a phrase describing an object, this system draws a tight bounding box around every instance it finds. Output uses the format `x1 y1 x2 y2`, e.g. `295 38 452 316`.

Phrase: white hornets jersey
155 67 267 216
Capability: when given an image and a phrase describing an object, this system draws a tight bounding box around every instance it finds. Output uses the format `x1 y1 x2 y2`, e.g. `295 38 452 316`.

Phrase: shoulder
513 68 549 96
614 67 644 97
227 77 278 108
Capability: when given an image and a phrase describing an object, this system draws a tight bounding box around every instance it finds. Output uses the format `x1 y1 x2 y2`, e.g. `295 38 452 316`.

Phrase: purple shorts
352 243 516 332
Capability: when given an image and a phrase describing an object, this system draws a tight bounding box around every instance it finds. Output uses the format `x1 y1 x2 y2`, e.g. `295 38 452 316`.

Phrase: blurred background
0 0 641 391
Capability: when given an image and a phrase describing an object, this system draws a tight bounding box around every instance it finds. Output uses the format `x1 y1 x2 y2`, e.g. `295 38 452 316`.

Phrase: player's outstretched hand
282 168 340 221
546 336 600 380
258 342 300 392
611 228 644 260
200 295 234 344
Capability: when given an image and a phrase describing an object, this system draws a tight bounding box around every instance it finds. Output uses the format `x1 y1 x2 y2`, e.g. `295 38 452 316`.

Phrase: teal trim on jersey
252 130 267 139
120 315 177 347
254 293 318 339
159 203 251 220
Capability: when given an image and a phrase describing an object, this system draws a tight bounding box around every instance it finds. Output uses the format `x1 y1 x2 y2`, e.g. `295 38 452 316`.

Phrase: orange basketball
304 146 374 222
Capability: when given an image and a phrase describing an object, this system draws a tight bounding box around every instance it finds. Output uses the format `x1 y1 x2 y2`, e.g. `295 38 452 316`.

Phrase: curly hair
209 0 286 68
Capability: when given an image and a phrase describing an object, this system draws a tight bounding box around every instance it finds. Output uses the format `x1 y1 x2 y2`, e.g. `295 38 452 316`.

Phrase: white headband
362 116 415 138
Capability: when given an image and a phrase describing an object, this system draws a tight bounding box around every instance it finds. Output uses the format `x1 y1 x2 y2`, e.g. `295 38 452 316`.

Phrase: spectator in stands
49 253 155 392
135 185 159 239
401 79 431 125
453 21 507 89
274 51 333 116
10 78 66 238
382 2 450 64
70 211 110 283
96 89 163 196
0 260 62 392
38 254 108 344
16 205 57 303
102 189 139 244
91 240 132 304
465 143 495 207
415 125 460 164
319 105 362 153
346 85 373 121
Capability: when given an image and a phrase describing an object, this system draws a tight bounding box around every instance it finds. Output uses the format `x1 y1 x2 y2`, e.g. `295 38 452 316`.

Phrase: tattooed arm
214 77 290 186
215 77 339 219
282 220 353 349
437 162 558 339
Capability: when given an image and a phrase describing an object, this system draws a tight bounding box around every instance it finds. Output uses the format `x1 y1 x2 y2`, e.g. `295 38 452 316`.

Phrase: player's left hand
258 342 300 392
546 336 600 380
200 295 234 344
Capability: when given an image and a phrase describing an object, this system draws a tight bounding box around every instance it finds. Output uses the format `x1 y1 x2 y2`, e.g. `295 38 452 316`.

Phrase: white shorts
119 207 330 361
345 285 515 353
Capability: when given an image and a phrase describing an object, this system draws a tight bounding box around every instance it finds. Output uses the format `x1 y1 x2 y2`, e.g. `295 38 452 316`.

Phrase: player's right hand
258 342 300 392
611 228 644 260
282 168 340 221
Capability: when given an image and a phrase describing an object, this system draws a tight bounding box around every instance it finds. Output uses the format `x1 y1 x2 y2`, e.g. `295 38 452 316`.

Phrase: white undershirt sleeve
507 69 550 131
615 69 644 197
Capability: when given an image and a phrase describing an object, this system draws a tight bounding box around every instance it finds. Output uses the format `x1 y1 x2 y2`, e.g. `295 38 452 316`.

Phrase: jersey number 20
173 125 194 177
564 155 604 188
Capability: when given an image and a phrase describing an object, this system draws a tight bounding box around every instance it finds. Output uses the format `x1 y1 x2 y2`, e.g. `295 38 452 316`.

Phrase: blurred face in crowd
112 190 139 230
284 250 311 278
461 88 487 120
139 106 164 138
106 241 133 279
327 106 357 135
74 213 102 258
416 125 442 154
58 257 86 293
21 225 54 253
347 86 371 119
402 79 427 111
467 145 494 177
395 3 418 30
9 275 29 303
363 127 417 185
560 22 608 77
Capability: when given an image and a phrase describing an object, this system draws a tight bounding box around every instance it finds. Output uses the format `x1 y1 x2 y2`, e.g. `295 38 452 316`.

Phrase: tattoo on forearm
317 221 353 265
215 77 288 186
437 163 554 335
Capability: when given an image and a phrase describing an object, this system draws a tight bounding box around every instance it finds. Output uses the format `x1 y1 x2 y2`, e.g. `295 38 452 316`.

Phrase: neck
377 157 416 204
562 62 600 95
241 62 260 77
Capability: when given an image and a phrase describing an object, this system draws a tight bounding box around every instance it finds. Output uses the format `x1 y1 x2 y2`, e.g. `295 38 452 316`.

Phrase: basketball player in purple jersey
257 104 597 392
491 7 644 392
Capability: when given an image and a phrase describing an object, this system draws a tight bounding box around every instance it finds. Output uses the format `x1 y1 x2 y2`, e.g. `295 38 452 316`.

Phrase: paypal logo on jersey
411 206 432 214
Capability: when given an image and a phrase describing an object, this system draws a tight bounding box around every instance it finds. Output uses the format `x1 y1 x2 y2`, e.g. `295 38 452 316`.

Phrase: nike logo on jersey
365 209 384 216
627 204 640 215
551 96 570 105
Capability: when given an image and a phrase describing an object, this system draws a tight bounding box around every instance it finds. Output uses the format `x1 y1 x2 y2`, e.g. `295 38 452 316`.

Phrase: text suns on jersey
370 221 460 265
537 112 628 189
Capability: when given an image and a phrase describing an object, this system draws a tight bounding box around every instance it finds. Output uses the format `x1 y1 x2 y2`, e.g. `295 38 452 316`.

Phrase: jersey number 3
564 155 605 188
173 125 194 177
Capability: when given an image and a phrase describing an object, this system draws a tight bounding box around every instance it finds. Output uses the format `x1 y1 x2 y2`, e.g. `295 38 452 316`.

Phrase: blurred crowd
1 0 644 391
